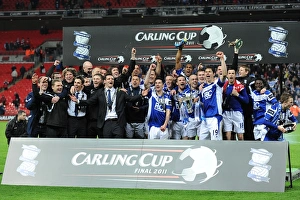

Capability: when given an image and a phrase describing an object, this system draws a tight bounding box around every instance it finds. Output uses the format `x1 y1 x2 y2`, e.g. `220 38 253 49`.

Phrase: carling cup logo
172 146 223 184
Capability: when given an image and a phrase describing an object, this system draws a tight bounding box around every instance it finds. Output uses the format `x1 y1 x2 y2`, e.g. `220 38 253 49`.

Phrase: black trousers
46 125 67 138
87 120 103 138
103 119 125 138
243 112 254 140
31 124 47 138
67 116 87 138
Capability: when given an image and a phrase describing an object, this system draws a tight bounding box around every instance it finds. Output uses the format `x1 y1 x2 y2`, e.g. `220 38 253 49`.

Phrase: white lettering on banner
176 31 197 41
98 57 110 61
238 55 254 60
71 152 173 167
135 31 197 42
198 55 219 60
135 32 176 41
97 57 117 62
134 168 168 174
2 138 288 192
0 116 14 121
139 153 173 167
164 56 176 61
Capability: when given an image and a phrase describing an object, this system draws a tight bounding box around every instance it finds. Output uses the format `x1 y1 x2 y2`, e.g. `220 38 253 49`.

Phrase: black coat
5 116 27 145
79 87 143 129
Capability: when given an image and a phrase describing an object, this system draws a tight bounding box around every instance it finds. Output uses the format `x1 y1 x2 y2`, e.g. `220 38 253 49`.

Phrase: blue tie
107 89 112 110
75 92 79 116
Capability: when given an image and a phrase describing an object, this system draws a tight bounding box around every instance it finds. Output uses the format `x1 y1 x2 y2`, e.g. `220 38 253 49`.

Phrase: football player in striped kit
145 76 172 140
198 51 227 140
170 75 192 140
263 93 297 141
250 77 278 141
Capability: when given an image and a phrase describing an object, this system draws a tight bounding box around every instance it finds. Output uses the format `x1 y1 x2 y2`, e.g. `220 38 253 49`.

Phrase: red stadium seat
0 30 62 53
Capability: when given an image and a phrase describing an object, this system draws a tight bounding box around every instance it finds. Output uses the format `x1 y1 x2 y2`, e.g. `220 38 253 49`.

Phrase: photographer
5 110 27 145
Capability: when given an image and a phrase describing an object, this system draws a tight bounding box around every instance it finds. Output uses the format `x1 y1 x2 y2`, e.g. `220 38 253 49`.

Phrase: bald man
79 61 93 78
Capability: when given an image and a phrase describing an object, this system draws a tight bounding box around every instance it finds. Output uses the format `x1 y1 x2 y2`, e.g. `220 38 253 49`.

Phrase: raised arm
128 48 136 76
144 64 156 89
174 38 187 70
155 54 162 76
230 39 243 71
216 51 227 82
46 60 60 78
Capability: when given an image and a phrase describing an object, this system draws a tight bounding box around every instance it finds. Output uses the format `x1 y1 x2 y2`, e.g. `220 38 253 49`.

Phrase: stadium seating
0 62 82 116
0 30 62 52
34 62 56 76
1 0 30 11
0 70 33 116
0 63 34 84
0 0 159 11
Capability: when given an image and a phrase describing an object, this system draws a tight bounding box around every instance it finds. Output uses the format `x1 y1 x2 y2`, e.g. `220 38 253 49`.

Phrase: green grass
1 121 300 200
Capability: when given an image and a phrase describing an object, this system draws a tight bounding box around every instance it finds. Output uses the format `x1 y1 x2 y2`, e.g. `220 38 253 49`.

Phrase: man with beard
251 77 277 141
222 68 249 140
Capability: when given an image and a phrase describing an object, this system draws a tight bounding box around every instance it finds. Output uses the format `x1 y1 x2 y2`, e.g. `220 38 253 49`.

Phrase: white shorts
125 122 146 139
183 117 201 138
170 121 185 140
223 111 245 134
198 116 222 140
148 126 169 140
253 124 268 141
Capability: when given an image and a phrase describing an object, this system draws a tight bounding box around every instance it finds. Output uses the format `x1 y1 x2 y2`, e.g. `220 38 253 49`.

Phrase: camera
283 123 294 133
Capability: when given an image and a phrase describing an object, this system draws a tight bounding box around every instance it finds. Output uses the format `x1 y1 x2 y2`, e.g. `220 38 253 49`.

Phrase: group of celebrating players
7 38 296 144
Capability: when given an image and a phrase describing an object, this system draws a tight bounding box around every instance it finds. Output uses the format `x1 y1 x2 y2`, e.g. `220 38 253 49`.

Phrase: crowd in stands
2 0 299 12
3 38 299 145
3 38 46 62
0 30 63 62
15 0 39 10
162 0 300 6
0 63 34 91
4 38 31 51
0 94 6 115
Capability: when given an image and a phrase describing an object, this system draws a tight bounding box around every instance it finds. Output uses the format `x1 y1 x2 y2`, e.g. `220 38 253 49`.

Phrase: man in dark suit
70 73 148 138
